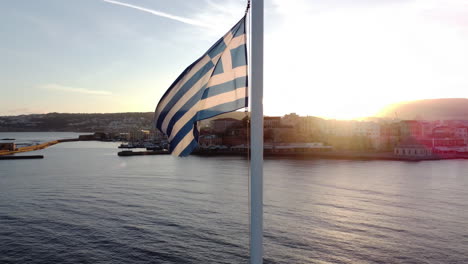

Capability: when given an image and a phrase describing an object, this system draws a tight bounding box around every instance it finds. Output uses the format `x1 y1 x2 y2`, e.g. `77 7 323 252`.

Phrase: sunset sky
1 0 467 119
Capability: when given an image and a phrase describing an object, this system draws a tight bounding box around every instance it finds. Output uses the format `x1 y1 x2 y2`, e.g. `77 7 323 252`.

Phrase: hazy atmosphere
1 0 467 119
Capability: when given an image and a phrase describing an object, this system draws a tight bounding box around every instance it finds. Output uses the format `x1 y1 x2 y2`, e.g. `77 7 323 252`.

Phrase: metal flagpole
250 0 263 263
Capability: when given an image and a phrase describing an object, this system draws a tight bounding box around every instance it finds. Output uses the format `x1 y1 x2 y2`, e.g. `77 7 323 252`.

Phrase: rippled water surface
1 133 468 263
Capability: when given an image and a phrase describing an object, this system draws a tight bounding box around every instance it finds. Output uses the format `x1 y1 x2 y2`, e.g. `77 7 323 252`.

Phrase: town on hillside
195 113 468 158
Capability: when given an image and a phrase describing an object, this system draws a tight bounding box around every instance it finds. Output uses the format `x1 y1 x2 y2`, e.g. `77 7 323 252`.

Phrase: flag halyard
155 16 248 156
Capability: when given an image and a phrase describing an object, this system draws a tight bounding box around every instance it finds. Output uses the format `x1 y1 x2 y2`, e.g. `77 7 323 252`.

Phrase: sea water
1 132 467 263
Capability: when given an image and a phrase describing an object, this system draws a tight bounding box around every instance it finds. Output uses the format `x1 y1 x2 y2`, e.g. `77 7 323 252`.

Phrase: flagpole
250 0 263 263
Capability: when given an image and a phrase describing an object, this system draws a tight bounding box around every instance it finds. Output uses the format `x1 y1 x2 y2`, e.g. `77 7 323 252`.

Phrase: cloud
102 0 212 28
40 84 112 95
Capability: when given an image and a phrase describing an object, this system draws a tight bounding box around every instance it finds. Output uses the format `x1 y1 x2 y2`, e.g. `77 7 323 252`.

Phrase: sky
1 0 467 119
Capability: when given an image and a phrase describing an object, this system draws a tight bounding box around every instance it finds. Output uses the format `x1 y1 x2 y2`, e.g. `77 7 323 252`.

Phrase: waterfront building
428 126 466 148
297 116 324 135
211 118 242 133
281 113 300 127
352 122 380 138
222 127 248 146
454 127 468 144
128 130 151 142
322 120 355 137
351 121 381 149
231 142 333 153
264 116 281 128
400 120 423 138
265 142 333 153
379 122 401 150
198 135 223 148
419 121 435 137
394 139 432 157
431 138 465 147
149 129 166 141
432 126 453 138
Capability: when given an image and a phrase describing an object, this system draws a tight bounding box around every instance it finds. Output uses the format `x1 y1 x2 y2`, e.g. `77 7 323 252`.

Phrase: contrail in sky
103 0 211 28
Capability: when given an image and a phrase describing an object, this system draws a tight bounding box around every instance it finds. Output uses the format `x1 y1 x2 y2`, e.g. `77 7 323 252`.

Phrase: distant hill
378 98 468 120
0 112 154 132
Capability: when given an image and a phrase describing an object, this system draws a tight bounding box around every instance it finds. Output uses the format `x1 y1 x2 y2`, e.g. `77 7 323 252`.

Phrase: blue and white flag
155 16 248 156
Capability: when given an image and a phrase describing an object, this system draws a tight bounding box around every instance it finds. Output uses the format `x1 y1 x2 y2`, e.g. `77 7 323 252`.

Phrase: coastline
2 131 467 161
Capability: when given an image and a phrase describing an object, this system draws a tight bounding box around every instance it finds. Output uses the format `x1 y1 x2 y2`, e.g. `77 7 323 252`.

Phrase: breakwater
0 138 79 156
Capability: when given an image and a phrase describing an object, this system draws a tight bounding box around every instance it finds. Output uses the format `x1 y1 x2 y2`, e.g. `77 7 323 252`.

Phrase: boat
145 143 161 151
118 143 135 148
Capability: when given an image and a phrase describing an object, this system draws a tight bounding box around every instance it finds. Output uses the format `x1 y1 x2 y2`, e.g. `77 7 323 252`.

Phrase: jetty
0 140 60 156
0 138 80 156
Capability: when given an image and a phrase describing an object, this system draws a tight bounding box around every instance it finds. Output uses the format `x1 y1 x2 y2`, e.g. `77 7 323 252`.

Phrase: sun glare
261 0 468 120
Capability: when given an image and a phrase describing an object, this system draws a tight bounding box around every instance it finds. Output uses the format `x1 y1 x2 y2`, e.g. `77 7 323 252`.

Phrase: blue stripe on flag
212 60 224 76
231 18 245 37
230 45 247 68
202 77 247 99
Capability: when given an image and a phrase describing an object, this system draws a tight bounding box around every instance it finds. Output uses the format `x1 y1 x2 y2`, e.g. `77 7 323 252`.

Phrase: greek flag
155 16 248 156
